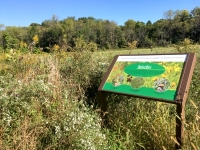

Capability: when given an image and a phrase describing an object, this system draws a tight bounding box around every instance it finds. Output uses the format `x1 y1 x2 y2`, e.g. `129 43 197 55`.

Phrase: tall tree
0 24 5 49
152 19 169 46
123 19 136 43
163 10 175 20
190 7 200 42
172 10 190 43
135 21 146 47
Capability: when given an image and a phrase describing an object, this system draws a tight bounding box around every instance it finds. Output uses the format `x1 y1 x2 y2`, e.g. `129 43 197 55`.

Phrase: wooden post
97 91 107 112
175 53 196 149
97 91 108 125
176 102 185 149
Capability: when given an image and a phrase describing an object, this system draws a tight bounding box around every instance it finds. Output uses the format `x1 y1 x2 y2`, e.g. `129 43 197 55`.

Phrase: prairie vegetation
0 41 200 150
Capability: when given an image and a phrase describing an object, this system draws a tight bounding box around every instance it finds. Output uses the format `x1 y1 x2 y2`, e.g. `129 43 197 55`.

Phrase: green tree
123 20 136 43
163 10 175 20
152 19 168 46
115 26 127 48
145 20 155 47
60 17 76 50
190 7 200 43
74 36 87 52
191 7 200 17
135 21 147 47
97 20 118 49
0 24 5 50
2 32 19 51
40 24 62 47
171 10 190 43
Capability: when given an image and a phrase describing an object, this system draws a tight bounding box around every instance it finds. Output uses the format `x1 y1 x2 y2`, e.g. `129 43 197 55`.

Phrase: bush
60 50 111 105
173 38 199 53
0 55 109 149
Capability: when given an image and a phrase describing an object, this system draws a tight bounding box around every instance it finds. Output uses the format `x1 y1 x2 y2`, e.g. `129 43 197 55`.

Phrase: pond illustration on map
102 61 185 101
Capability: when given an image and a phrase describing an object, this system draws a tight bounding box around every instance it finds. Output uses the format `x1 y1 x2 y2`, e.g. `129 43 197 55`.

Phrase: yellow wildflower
20 41 24 48
53 44 60 51
162 74 166 78
23 42 27 48
152 77 158 81
166 66 173 73
174 67 181 72
32 35 39 43
171 82 176 87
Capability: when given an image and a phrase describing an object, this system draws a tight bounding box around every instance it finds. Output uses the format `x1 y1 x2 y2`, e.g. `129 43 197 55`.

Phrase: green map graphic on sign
102 55 187 101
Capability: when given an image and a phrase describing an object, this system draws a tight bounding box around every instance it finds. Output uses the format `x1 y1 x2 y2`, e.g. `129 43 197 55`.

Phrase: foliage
0 46 200 149
173 38 199 53
52 44 60 51
19 41 27 48
32 35 39 44
1 7 200 52
2 32 19 51
87 42 98 52
128 40 137 50
73 36 87 52
0 55 109 149
73 36 98 52
59 49 111 105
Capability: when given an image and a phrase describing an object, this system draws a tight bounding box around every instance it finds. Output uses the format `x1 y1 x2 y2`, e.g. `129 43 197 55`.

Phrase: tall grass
0 53 109 149
0 45 199 149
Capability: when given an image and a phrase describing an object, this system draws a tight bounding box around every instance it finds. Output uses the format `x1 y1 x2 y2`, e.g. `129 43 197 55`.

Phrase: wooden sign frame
98 53 196 149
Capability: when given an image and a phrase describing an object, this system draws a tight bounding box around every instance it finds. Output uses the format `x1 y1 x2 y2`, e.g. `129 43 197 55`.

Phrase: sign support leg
176 103 185 149
97 91 108 125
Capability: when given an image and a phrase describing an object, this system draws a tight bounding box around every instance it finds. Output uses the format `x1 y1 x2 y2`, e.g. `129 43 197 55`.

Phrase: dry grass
0 45 200 149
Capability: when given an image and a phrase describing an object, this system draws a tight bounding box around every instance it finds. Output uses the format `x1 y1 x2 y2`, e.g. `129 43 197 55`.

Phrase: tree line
0 7 200 52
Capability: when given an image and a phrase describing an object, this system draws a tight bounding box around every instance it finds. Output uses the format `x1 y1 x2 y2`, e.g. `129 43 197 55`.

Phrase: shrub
173 38 199 53
60 50 111 105
0 55 109 149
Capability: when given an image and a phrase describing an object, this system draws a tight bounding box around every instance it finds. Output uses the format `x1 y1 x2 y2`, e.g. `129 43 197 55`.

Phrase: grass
95 47 175 57
95 45 200 58
0 45 200 149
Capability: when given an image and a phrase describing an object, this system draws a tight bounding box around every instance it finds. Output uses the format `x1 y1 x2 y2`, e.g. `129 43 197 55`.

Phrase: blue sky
1 0 199 27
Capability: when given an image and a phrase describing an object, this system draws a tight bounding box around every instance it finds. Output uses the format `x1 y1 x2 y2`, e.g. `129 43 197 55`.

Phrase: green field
0 46 200 149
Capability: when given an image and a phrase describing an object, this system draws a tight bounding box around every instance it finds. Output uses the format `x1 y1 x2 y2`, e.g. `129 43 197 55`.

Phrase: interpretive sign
98 53 196 149
100 54 188 103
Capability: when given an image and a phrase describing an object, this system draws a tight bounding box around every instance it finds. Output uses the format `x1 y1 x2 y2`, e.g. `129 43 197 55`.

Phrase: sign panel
100 54 188 102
